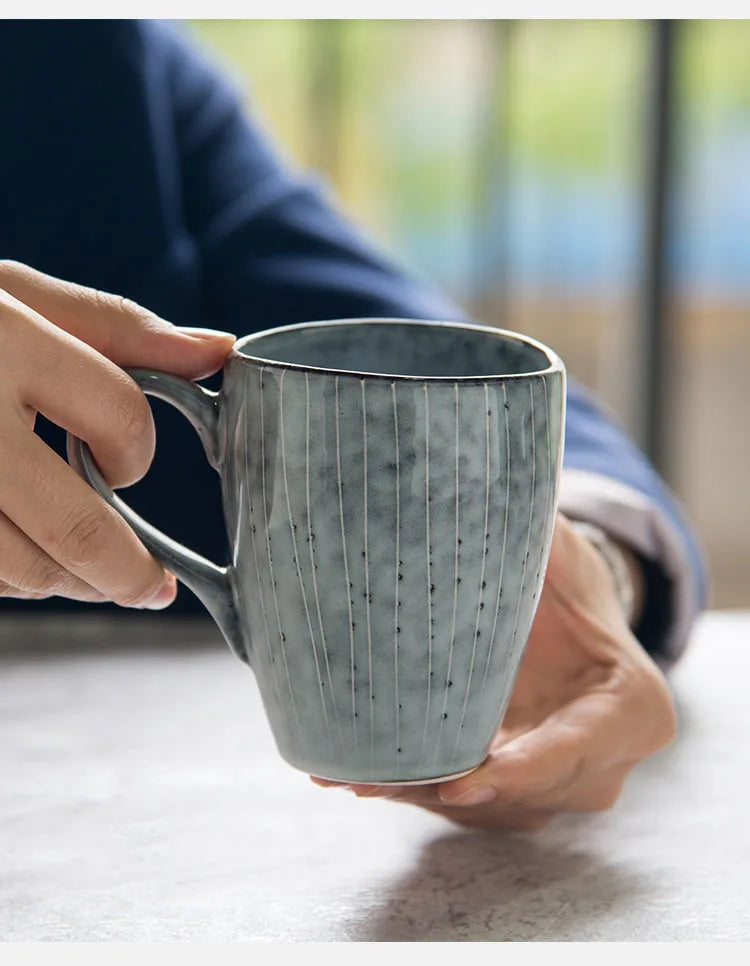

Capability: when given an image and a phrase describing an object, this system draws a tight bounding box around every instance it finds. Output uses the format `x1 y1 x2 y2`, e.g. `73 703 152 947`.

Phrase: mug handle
66 368 246 664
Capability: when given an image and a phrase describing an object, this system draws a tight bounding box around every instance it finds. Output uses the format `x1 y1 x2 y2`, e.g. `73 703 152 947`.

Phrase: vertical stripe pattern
419 384 433 767
480 382 512 702
279 371 332 744
228 365 562 784
392 383 401 765
257 368 305 750
335 376 357 745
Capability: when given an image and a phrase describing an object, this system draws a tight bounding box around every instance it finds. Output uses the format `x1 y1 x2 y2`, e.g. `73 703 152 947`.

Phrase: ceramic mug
68 318 565 785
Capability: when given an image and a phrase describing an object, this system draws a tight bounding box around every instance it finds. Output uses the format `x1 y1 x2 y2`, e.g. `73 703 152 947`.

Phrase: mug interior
234 319 556 380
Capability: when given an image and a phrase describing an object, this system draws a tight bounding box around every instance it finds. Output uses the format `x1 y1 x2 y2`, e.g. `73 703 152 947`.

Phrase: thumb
437 689 624 809
151 326 237 379
0 260 236 379
437 724 588 809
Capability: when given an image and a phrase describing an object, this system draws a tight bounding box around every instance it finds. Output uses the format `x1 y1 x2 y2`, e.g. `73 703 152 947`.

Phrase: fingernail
142 575 177 610
177 326 236 342
441 785 497 807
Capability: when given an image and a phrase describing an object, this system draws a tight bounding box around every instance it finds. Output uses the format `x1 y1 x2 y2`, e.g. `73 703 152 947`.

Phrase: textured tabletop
1 611 748 941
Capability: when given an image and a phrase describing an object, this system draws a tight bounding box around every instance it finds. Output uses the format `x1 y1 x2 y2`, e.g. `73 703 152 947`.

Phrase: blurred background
186 18 750 609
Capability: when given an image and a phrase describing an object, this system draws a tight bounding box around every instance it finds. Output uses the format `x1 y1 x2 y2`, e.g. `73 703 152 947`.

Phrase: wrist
612 540 646 627
569 520 645 627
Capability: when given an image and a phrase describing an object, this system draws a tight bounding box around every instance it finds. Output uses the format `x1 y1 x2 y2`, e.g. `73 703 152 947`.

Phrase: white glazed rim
232 317 564 383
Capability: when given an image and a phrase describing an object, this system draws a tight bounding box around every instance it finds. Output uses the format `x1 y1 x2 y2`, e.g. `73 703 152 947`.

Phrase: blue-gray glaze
69 319 565 785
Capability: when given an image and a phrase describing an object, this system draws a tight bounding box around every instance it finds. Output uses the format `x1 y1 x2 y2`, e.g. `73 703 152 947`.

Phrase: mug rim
231 318 564 382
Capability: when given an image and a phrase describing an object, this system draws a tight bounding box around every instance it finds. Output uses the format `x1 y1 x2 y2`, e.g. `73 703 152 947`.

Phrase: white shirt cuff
557 468 702 665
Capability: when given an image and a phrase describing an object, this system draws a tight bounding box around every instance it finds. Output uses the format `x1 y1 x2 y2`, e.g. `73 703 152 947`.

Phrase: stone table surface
1 611 748 942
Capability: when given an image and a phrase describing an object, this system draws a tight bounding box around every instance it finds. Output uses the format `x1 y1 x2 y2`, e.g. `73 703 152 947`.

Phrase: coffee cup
69 318 565 784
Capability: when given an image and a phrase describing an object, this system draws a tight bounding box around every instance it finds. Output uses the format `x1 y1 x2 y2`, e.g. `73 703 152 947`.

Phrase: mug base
308 764 480 786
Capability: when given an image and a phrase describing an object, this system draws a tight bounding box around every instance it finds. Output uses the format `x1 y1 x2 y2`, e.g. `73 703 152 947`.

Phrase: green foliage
504 20 643 177
680 20 750 115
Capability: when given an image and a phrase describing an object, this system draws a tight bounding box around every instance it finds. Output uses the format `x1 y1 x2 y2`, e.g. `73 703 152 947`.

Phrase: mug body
219 319 565 784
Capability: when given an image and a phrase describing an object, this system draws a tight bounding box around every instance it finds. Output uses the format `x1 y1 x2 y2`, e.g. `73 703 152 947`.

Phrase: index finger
0 260 234 379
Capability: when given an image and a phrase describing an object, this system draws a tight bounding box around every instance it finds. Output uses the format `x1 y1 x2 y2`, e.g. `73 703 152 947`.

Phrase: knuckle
0 259 23 285
116 571 164 608
115 296 168 335
95 289 163 333
15 556 67 596
651 718 677 757
86 287 121 316
109 379 153 452
81 286 160 328
0 278 37 359
634 665 678 754
650 681 678 751
114 294 146 319
79 287 169 358
0 579 44 600
651 702 677 753
0 289 25 334
55 505 113 570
